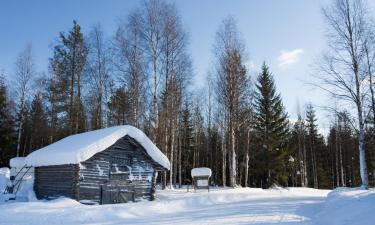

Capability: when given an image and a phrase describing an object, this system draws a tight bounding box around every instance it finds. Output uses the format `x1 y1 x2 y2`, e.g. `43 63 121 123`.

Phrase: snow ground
0 187 327 225
0 182 374 225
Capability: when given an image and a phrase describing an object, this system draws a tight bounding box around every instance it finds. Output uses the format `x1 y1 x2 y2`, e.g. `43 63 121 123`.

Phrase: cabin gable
78 135 159 203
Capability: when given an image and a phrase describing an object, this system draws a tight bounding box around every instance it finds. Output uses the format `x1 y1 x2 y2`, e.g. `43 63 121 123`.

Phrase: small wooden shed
191 167 212 191
25 125 170 204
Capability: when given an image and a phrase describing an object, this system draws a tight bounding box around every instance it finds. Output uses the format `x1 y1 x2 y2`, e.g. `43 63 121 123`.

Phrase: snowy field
1 186 374 225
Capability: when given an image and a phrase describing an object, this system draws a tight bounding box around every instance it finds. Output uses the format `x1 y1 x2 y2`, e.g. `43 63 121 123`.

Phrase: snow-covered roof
191 167 212 177
10 157 26 168
25 125 170 169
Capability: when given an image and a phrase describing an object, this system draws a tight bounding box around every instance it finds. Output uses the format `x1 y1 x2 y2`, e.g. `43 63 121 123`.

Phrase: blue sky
3 0 372 134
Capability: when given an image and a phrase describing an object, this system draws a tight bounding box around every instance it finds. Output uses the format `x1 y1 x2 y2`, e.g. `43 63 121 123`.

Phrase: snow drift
9 157 26 168
0 168 9 193
315 187 375 225
25 125 170 169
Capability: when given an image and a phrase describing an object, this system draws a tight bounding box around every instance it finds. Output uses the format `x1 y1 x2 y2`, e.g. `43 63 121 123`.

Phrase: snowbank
191 167 212 177
0 168 10 203
25 125 170 169
0 168 9 192
314 187 375 225
0 166 36 203
13 177 37 202
10 157 26 168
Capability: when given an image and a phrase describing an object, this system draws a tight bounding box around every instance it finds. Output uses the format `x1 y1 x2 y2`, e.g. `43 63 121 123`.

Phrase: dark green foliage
107 87 130 126
51 20 88 136
305 105 331 189
253 63 289 188
0 76 16 167
327 112 361 188
179 104 194 183
29 93 49 152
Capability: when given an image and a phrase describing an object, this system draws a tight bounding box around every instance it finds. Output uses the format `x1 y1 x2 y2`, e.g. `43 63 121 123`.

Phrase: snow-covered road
145 188 328 225
0 188 331 225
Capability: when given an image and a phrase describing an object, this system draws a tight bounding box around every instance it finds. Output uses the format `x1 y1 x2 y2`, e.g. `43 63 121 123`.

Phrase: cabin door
100 155 135 204
100 184 135 204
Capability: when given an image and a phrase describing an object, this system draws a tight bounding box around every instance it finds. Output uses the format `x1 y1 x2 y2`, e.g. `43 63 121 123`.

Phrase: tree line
1 0 375 189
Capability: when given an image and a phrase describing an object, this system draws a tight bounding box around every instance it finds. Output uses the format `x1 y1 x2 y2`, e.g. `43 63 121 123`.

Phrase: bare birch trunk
229 127 236 187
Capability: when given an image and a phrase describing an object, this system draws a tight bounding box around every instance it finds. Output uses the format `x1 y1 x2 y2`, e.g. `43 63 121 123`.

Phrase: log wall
34 164 79 200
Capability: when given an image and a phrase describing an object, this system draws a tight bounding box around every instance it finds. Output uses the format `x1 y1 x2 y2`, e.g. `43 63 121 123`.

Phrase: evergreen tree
0 76 16 167
305 104 319 188
53 20 88 135
253 63 289 188
29 92 49 152
290 117 307 187
107 87 130 126
327 111 360 188
179 104 194 186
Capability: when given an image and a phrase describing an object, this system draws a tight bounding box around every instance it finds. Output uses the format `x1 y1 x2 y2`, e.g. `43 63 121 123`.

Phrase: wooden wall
78 151 110 202
34 164 79 200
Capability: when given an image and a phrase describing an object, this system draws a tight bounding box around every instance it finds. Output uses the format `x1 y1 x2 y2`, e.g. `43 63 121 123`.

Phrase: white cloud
277 48 304 67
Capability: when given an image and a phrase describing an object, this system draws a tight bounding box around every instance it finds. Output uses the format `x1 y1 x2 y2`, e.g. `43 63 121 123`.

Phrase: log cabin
24 125 170 204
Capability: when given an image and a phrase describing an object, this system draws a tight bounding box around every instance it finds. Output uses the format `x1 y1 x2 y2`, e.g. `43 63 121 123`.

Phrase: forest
1 0 375 190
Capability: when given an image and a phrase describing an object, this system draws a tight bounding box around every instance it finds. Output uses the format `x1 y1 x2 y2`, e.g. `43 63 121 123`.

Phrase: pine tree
0 75 16 166
54 20 88 135
253 63 289 188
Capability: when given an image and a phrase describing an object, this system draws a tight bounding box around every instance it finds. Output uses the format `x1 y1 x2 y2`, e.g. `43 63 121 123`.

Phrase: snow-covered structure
191 167 211 191
191 167 212 178
9 157 34 181
24 125 169 204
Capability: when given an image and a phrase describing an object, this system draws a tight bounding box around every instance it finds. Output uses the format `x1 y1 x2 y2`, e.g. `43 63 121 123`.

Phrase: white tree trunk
358 111 369 188
229 127 237 187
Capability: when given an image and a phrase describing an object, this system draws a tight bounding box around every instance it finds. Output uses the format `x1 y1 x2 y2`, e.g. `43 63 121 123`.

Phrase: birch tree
14 44 35 157
139 0 166 141
86 24 111 129
319 0 372 188
214 17 249 187
114 13 146 128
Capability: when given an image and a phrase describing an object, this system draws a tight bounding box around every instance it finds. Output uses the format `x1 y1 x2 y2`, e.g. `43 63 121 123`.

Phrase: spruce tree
0 76 16 166
180 104 194 185
253 63 289 188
